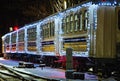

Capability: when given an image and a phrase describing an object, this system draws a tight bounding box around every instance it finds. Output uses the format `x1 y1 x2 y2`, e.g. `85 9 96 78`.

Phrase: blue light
114 1 117 4
93 0 120 6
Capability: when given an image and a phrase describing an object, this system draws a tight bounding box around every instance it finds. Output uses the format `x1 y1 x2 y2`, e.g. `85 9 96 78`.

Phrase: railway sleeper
18 61 35 68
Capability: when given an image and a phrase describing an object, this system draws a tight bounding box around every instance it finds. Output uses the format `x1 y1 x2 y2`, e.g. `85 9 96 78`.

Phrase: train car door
116 7 120 58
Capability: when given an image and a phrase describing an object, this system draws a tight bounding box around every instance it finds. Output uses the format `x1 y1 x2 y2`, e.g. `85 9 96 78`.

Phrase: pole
65 48 74 79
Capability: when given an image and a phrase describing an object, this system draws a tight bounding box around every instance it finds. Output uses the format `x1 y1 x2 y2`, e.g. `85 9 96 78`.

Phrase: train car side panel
26 25 37 54
18 28 25 52
116 7 120 58
11 31 17 53
96 6 116 58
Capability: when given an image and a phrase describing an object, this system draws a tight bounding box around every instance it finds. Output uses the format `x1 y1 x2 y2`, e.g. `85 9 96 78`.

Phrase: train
2 0 120 77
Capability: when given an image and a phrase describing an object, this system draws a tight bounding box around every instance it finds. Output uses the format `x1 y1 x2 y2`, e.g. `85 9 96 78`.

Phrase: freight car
2 0 120 77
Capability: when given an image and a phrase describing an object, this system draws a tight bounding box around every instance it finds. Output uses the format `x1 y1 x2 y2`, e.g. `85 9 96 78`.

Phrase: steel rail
0 74 7 81
0 64 39 81
0 64 58 81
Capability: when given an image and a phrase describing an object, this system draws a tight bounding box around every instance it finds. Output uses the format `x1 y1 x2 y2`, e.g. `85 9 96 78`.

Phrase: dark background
0 0 52 35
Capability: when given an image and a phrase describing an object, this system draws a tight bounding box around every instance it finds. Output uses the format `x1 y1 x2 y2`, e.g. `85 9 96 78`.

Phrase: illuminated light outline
2 0 120 57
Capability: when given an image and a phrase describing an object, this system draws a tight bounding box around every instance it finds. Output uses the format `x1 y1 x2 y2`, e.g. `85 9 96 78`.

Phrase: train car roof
24 0 90 26
21 0 120 26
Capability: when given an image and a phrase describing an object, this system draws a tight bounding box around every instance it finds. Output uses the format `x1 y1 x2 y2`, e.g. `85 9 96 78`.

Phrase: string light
2 0 120 57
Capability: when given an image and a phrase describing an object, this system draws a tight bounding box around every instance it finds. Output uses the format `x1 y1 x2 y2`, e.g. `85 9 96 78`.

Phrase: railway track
0 64 48 81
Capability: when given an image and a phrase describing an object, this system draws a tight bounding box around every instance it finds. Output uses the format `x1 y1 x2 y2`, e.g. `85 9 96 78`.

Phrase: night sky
0 0 51 35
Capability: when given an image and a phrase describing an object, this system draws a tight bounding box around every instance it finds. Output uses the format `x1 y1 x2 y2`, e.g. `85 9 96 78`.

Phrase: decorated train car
2 0 120 77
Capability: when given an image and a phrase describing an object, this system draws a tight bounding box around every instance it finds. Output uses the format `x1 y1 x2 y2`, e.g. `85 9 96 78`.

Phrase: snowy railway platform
0 57 116 81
